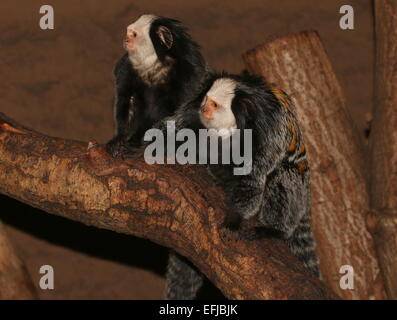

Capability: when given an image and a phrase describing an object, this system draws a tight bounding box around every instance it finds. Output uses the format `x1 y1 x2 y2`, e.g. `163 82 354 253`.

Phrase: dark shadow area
0 194 168 276
198 278 225 300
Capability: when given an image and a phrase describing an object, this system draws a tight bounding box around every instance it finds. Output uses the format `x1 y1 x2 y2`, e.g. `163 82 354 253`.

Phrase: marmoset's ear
157 25 173 49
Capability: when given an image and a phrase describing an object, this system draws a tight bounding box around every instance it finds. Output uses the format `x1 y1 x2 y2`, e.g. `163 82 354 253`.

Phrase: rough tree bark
243 31 383 300
368 0 397 299
0 113 337 300
0 221 37 299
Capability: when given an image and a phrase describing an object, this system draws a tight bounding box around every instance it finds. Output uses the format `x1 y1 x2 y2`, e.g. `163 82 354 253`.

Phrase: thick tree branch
0 112 337 300
243 31 383 299
369 0 397 299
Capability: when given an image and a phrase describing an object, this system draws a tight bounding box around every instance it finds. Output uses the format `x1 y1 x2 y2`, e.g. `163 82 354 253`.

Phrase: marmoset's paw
106 136 130 159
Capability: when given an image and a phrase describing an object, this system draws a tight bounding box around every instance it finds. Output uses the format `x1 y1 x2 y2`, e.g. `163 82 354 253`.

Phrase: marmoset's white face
124 15 158 70
199 78 237 136
125 14 175 86
125 15 156 54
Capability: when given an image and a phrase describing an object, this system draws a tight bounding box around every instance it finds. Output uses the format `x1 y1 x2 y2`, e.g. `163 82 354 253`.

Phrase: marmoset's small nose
201 97 217 120
126 29 137 39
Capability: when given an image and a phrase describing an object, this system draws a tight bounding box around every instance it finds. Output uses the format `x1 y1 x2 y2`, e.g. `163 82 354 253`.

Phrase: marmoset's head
124 14 200 63
198 73 284 136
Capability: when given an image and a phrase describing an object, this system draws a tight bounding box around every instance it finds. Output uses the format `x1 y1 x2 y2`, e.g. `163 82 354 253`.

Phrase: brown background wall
0 0 373 299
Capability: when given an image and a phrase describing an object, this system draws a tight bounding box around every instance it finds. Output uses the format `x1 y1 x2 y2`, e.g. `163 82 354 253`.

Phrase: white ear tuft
157 26 173 49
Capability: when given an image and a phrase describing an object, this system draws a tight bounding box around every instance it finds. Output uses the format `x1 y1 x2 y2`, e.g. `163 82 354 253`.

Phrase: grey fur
165 251 204 300
156 74 320 299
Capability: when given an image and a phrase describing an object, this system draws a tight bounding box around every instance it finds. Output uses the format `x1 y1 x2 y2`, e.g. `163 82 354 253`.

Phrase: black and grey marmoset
106 14 209 157
152 72 319 299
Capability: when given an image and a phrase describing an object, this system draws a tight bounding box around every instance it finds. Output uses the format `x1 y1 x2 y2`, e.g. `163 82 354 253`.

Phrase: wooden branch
0 112 337 300
369 0 397 299
0 221 37 299
243 31 384 300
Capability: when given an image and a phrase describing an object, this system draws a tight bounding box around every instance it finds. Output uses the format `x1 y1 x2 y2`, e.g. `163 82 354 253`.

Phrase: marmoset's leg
165 251 204 300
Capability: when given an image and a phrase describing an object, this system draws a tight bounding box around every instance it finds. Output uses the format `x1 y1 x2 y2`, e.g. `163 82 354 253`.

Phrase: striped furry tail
286 217 320 278
165 251 203 300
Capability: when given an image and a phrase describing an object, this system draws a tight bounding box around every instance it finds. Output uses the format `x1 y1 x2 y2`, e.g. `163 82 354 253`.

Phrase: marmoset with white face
155 73 319 299
106 14 209 157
